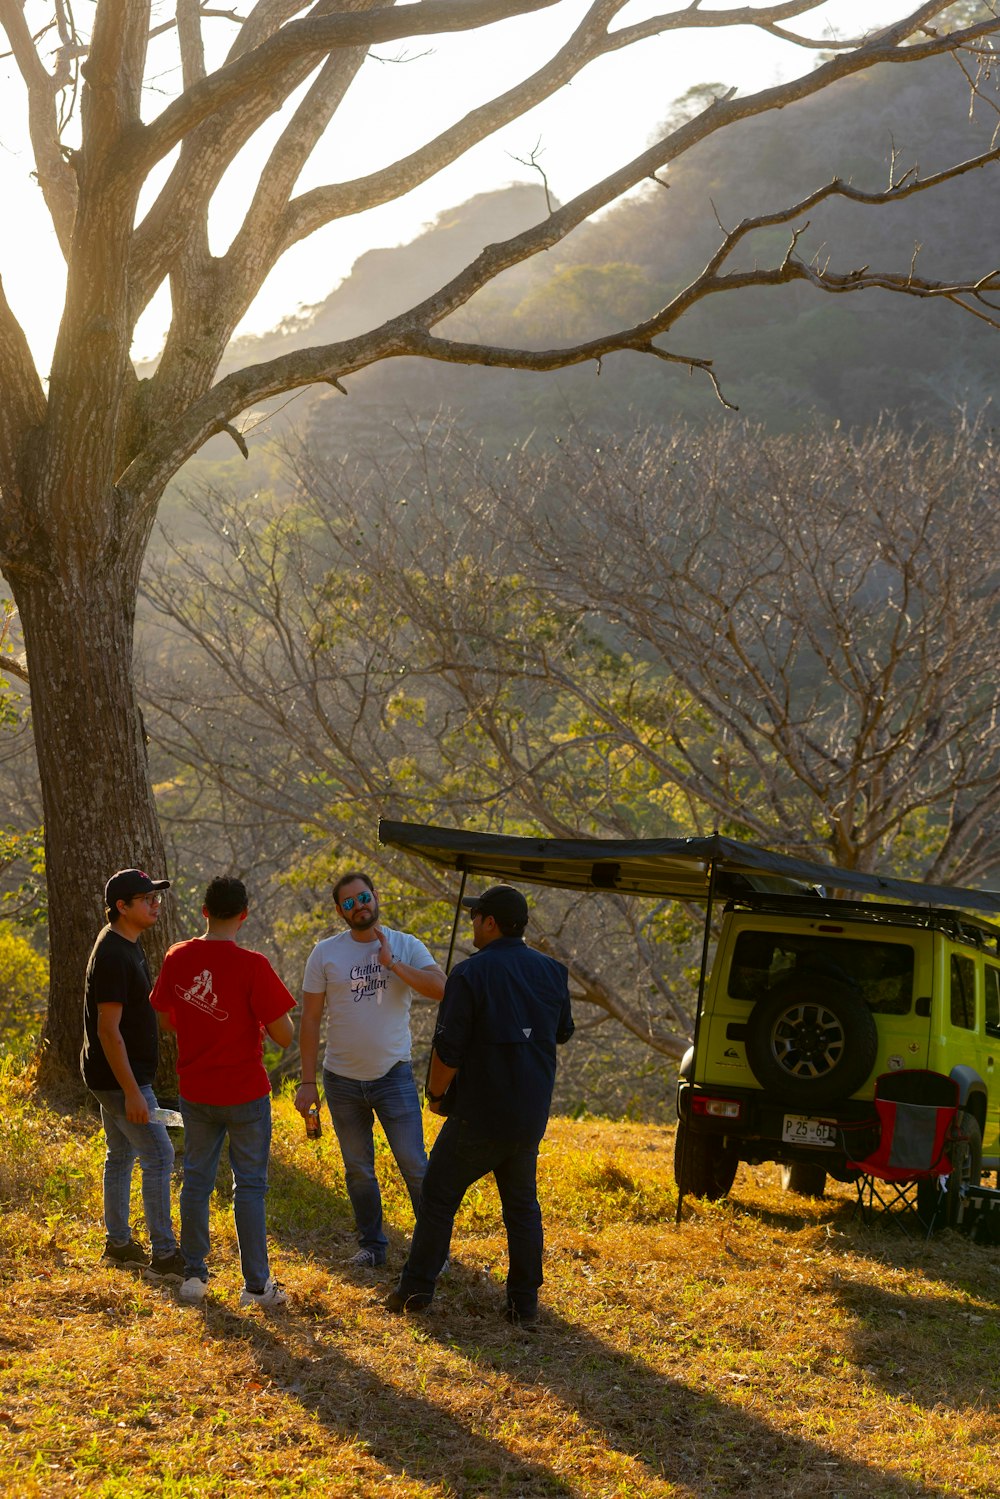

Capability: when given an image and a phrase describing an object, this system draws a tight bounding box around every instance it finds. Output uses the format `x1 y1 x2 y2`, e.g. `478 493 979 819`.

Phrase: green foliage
0 1054 96 1216
0 826 46 929
146 413 1000 1084
0 924 48 1054
0 598 17 713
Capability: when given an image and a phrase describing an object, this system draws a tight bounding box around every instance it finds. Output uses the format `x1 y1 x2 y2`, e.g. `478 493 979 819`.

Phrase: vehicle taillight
691 1096 743 1120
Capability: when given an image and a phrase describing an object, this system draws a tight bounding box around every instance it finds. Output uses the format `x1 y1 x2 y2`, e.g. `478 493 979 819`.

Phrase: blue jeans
323 1061 427 1260
179 1093 272 1293
396 1118 543 1314
91 1085 177 1258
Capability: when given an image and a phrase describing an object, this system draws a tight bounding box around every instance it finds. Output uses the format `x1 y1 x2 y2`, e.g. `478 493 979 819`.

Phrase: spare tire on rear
745 973 878 1107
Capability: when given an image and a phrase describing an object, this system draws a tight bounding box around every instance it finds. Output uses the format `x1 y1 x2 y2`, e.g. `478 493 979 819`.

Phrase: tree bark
10 544 176 1098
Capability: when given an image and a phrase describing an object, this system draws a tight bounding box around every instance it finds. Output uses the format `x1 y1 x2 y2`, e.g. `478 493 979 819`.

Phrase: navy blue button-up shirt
432 936 574 1140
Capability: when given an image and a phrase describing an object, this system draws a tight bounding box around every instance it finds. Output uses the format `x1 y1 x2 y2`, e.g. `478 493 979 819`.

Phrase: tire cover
745 974 878 1107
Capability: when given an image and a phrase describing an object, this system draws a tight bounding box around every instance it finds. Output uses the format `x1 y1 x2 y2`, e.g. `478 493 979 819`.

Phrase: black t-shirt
80 925 158 1090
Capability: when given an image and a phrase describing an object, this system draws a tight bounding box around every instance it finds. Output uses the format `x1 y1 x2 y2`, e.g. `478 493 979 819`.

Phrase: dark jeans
396 1118 543 1314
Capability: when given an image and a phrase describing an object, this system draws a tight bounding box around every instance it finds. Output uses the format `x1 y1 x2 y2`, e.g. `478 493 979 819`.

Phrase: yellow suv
675 893 999 1210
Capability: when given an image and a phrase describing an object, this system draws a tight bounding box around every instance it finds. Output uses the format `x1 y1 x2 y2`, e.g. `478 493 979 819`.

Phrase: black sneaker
102 1237 148 1268
384 1287 432 1314
504 1302 538 1325
145 1248 186 1280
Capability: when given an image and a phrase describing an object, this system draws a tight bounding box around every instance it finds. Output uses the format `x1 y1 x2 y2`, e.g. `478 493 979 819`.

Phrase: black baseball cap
461 884 529 927
105 868 171 907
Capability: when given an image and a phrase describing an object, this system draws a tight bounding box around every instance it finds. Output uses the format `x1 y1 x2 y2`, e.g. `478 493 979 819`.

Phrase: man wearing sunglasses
295 870 446 1268
81 867 183 1278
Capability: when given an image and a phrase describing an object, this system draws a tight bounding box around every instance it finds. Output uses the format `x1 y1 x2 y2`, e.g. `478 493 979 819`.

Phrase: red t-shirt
150 938 295 1105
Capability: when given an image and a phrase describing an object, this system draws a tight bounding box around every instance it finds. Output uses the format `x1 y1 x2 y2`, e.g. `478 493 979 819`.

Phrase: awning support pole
445 870 468 974
426 871 470 1098
675 857 718 1225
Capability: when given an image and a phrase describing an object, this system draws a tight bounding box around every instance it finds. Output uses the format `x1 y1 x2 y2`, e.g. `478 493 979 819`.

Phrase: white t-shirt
302 925 435 1081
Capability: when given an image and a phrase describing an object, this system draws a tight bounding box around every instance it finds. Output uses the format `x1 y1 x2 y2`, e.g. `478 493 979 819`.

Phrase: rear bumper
676 1080 877 1179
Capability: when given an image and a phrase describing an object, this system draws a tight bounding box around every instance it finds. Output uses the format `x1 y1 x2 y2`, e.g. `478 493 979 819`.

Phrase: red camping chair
845 1070 965 1235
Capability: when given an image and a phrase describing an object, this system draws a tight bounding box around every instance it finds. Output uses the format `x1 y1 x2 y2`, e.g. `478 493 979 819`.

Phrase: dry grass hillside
2 1058 998 1497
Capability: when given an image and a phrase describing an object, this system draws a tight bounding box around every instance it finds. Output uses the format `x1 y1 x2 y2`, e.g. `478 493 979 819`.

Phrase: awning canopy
377 820 1000 916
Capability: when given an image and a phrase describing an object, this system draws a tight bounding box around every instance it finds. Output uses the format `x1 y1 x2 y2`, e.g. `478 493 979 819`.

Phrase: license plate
782 1113 836 1148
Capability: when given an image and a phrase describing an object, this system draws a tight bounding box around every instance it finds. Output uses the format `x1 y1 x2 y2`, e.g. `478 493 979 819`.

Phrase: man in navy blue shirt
386 883 573 1322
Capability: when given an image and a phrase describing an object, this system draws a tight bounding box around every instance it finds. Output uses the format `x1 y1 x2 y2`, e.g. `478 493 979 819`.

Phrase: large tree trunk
12 554 177 1100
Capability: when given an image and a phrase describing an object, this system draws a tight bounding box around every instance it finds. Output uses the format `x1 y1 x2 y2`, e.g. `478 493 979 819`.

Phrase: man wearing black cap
81 868 183 1276
387 883 574 1323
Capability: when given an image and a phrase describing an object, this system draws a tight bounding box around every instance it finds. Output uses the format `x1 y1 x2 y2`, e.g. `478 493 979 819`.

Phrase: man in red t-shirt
151 877 295 1309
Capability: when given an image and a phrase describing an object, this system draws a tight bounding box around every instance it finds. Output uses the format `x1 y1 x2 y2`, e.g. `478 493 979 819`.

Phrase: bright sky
0 1 925 369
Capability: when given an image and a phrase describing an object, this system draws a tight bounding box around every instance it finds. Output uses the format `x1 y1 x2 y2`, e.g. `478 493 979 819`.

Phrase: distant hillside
221 183 555 373
193 52 1000 475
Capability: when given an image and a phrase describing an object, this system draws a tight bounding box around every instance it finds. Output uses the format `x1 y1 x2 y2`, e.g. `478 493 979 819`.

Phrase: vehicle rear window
728 932 915 1014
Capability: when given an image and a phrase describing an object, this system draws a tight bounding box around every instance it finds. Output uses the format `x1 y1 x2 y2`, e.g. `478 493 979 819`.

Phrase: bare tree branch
150 3 246 44
122 123 1000 498
0 277 46 495
128 1 378 319
130 0 563 176
276 1 826 248
176 0 210 88
0 0 78 252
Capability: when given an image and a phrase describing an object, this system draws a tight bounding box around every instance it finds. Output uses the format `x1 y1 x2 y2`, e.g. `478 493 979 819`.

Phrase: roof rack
725 892 1000 954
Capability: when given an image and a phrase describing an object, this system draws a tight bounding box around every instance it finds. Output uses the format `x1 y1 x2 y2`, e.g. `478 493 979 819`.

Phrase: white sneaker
179 1277 207 1304
240 1277 287 1309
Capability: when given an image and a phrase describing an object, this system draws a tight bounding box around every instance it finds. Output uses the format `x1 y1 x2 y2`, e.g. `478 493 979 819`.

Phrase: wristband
302 1080 318 1087
426 1087 446 1104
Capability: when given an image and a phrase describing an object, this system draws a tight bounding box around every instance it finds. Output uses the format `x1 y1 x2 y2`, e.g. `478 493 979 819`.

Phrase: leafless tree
2 2 1000 1086
505 416 1000 885
142 440 702 1057
143 415 1000 1058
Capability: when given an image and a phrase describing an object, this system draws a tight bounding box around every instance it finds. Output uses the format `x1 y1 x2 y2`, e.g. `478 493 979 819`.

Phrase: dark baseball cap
461 884 529 926
104 868 171 907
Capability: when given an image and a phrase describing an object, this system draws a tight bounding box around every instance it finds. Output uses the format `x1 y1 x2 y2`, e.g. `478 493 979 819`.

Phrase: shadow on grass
195 1298 577 1498
416 1294 956 1498
722 1189 1000 1307
689 1187 1000 1418
192 1266 956 1499
825 1277 1000 1412
262 1145 422 1268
